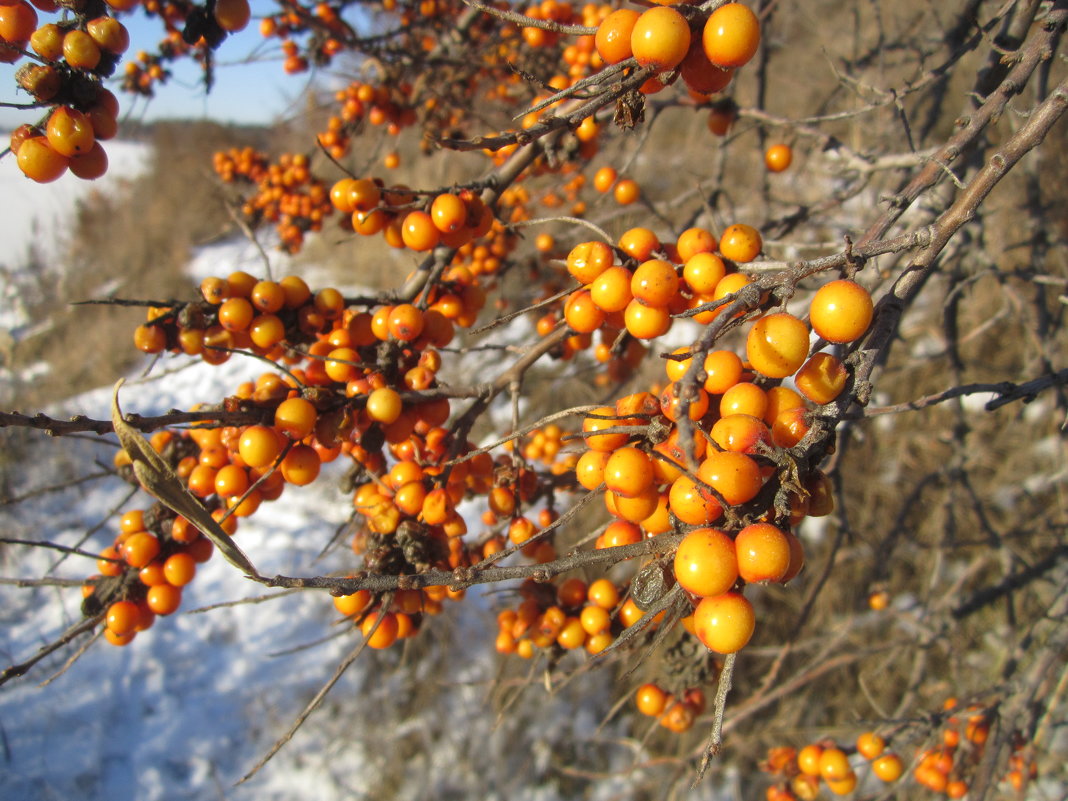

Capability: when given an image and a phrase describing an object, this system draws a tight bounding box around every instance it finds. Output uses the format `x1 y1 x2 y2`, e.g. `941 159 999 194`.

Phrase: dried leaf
111 379 261 579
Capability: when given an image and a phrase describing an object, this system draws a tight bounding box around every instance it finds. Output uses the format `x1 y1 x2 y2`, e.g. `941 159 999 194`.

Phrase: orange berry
631 6 690 71
594 8 639 64
765 143 793 172
718 223 762 263
871 753 903 782
818 747 851 782
146 583 182 615
635 683 668 717
797 744 823 776
702 2 761 68
613 178 640 206
697 450 763 506
238 425 284 468
631 259 679 307
603 446 654 498
795 352 848 404
590 265 634 313
361 611 399 649
746 313 810 379
734 523 791 583
106 600 140 635
809 279 874 344
674 527 738 597
163 552 196 586
693 591 754 653
856 731 886 760
16 136 68 183
624 299 672 339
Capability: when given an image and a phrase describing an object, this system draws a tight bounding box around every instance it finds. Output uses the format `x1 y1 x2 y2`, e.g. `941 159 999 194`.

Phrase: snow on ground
0 137 151 333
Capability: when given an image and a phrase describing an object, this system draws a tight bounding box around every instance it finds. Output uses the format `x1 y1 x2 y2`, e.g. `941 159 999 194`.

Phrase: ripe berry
693 591 754 654
702 2 761 68
809 279 874 344
674 527 738 598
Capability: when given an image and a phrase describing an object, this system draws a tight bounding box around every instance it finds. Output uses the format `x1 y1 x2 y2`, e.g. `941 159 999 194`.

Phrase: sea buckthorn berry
780 531 805 583
593 166 617 193
46 106 95 157
86 16 129 54
683 252 728 295
659 384 709 422
734 523 791 583
105 600 142 638
366 387 403 424
624 299 672 339
281 444 321 485
388 303 425 341
613 178 640 206
697 450 763 506
62 29 102 69
575 449 610 490
564 290 606 334
163 552 196 586
29 21 62 59
635 683 668 717
279 275 311 308
693 591 754 654
746 313 810 379
595 7 639 65
401 210 440 251
710 414 771 454
214 464 250 497
275 397 317 440
567 240 614 284
702 2 761 68
361 611 399 649
122 531 161 568
238 425 284 468
871 753 903 782
765 143 793 172
700 349 743 395
771 406 811 448
67 141 108 181
795 352 848 404
818 748 851 782
825 774 857 796
597 519 643 549
218 297 254 332
674 527 738 598
809 279 874 344
590 265 634 313
214 0 251 31
618 227 660 262
631 6 690 71
680 37 735 94
604 446 654 498
856 731 886 760
0 1 37 45
16 136 68 183
430 193 467 233
669 475 722 526
718 223 763 263
580 604 611 636
631 260 679 307
334 588 372 617
588 578 620 610
583 406 630 452
146 583 182 615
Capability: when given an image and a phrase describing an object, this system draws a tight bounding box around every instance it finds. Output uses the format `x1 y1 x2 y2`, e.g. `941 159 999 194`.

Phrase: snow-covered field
0 143 678 801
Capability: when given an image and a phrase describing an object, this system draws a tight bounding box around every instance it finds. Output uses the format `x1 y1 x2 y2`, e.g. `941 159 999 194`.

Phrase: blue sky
1 5 309 131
